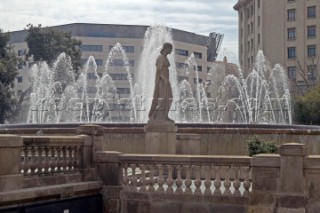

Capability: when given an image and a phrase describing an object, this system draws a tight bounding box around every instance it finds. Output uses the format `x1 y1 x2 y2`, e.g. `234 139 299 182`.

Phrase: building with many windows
234 0 320 90
8 23 224 100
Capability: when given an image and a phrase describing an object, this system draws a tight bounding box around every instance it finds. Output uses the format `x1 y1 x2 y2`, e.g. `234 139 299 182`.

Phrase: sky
1 0 239 63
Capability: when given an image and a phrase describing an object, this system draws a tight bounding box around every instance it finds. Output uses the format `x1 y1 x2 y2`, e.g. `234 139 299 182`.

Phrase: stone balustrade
20 136 83 176
119 154 252 197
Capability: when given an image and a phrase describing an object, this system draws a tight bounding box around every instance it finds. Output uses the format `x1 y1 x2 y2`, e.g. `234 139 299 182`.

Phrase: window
87 73 99 80
308 25 316 37
288 47 296 58
17 90 22 96
288 9 296 21
176 62 186 69
307 45 316 57
308 65 317 80
258 0 260 8
17 76 23 83
307 6 316 18
95 59 103 66
18 63 23 69
251 22 253 33
258 16 260 27
194 65 202 72
207 93 211 98
175 49 189 56
117 88 131 94
288 28 296 40
109 59 134 66
81 45 103 52
109 74 128 80
288 0 295 2
287 66 296 80
109 45 134 53
193 78 202 84
123 46 134 53
194 52 202 59
17 50 24 56
258 34 261 45
251 39 254 50
177 76 188 82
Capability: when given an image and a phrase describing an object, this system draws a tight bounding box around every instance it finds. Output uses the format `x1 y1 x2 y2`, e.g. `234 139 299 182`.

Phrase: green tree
25 24 82 73
294 85 320 125
0 29 18 123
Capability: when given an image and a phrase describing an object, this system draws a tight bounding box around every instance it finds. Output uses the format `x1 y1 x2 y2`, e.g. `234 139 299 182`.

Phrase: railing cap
280 143 307 156
0 134 22 147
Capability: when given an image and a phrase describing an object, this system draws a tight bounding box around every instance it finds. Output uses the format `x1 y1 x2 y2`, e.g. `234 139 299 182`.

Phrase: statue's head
160 43 173 55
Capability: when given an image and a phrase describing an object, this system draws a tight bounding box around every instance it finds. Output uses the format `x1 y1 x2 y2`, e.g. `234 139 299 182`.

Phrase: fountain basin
1 123 320 155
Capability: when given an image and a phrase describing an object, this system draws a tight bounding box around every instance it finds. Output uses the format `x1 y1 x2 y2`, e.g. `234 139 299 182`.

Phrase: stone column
144 123 177 154
77 124 105 181
249 154 280 213
94 151 122 213
277 143 307 212
0 135 23 192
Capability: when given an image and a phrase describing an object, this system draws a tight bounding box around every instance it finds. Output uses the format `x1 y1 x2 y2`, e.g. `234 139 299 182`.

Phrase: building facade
8 23 224 99
234 0 320 90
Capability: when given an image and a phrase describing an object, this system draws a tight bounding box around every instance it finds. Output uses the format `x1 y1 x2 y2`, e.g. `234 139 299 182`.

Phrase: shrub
247 136 278 156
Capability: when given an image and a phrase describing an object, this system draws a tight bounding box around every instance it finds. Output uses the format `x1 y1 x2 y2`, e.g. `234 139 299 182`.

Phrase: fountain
2 24 320 156
23 25 291 125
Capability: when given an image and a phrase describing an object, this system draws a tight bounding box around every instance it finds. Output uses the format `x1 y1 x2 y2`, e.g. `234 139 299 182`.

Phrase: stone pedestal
144 122 177 154
0 135 23 192
277 143 307 212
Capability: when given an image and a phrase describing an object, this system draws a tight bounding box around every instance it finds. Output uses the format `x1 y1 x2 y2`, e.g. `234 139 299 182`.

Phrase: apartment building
8 23 223 100
234 0 320 88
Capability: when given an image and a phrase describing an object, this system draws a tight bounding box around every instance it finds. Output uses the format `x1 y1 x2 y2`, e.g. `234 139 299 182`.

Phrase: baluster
48 146 55 174
61 147 68 172
243 167 251 197
52 146 58 173
166 165 174 194
184 165 193 195
43 146 49 174
56 146 63 172
156 164 165 193
70 146 77 171
139 164 147 192
213 166 222 196
21 146 28 175
29 146 37 175
37 146 44 174
194 165 202 195
67 146 73 172
204 166 212 196
175 165 183 194
130 164 137 192
122 164 129 191
223 166 232 196
148 164 155 193
233 166 241 197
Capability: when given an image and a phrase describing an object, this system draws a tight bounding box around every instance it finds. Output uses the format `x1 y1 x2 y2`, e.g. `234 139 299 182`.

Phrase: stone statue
148 43 174 123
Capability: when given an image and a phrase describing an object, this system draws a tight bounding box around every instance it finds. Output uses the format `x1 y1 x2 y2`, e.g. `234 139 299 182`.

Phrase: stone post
0 135 23 192
94 151 122 213
277 143 307 212
77 124 105 181
249 154 280 213
144 123 177 154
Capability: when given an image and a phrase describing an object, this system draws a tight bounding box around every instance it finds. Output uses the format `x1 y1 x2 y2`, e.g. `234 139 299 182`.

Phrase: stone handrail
119 154 252 197
21 136 88 176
